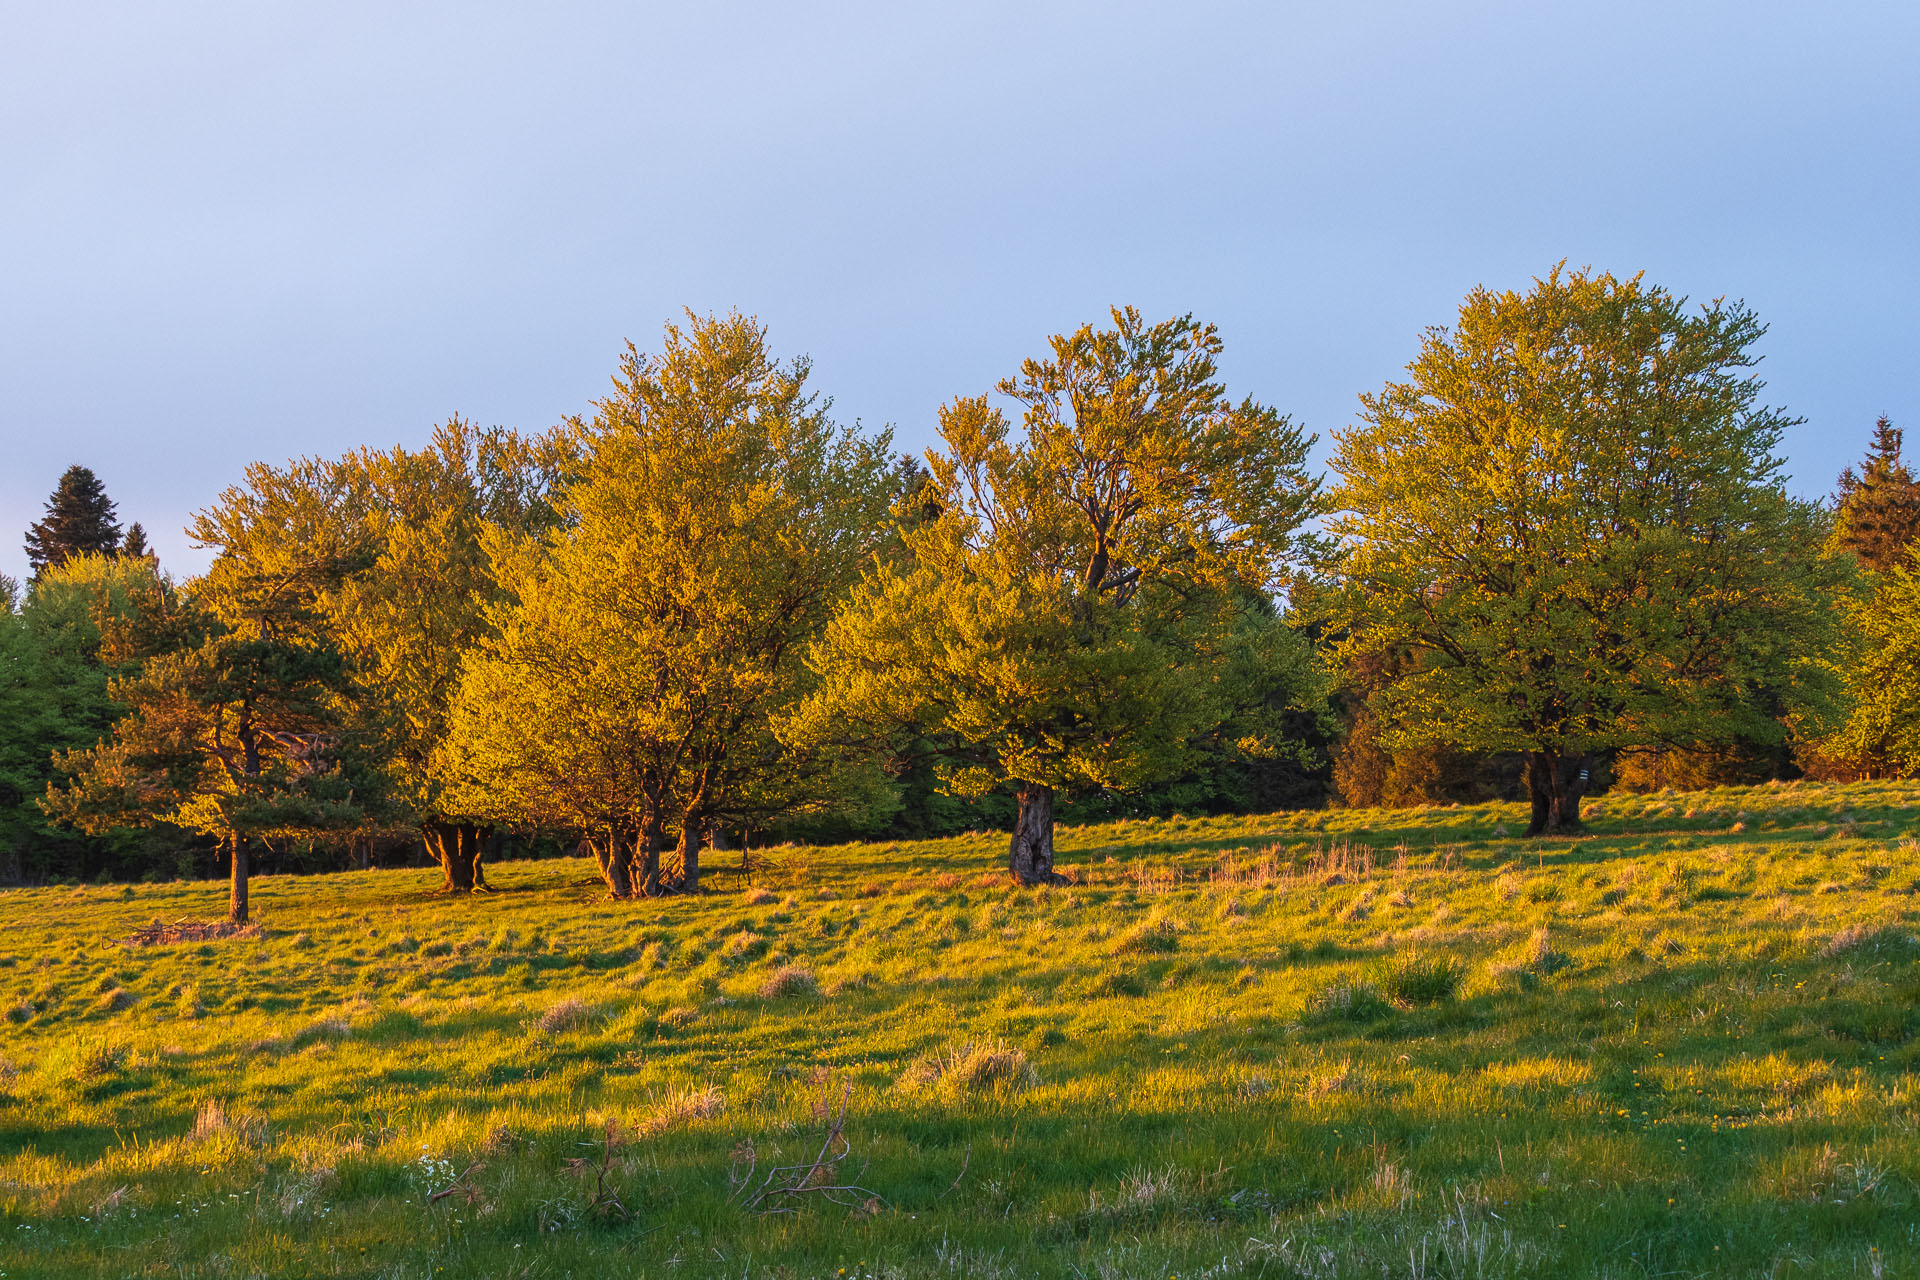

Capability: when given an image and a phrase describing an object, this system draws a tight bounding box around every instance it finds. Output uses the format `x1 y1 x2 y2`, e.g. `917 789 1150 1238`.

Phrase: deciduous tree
791 308 1324 884
1327 266 1843 834
441 313 899 895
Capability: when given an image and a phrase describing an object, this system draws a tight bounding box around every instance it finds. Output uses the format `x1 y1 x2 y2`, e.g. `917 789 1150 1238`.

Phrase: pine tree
1833 417 1920 571
119 522 153 563
24 466 122 580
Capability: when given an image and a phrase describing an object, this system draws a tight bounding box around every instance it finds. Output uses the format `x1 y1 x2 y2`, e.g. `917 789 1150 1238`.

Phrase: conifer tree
1832 417 1920 571
24 466 123 580
120 522 154 563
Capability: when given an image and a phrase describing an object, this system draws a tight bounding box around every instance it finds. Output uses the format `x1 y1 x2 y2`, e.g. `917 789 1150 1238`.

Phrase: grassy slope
2 779 1919 1279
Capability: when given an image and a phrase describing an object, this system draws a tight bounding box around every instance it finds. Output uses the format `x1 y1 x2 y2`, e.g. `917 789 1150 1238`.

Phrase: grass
1 777 1919 1276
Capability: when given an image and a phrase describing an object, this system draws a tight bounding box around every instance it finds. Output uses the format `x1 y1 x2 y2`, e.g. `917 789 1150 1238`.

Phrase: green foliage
1329 265 1846 831
794 307 1325 880
441 312 901 893
0 555 190 883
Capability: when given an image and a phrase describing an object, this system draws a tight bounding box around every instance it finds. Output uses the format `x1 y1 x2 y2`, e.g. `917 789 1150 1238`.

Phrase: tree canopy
440 312 901 895
791 307 1325 883
1327 266 1843 834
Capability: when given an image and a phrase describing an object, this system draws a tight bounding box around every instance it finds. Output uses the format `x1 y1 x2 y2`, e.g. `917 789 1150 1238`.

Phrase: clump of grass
656 1005 698 1031
192 1098 269 1147
1087 966 1146 997
534 996 595 1033
1377 953 1465 1007
637 1083 724 1135
718 930 765 961
1113 910 1181 954
1302 979 1392 1024
74 1040 128 1081
742 886 777 906
1824 924 1915 959
902 1040 1038 1094
92 987 132 1014
174 984 203 1020
758 965 818 999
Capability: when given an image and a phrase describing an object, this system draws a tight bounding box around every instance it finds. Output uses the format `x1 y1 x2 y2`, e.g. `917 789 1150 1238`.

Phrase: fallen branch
120 917 258 947
732 1082 888 1216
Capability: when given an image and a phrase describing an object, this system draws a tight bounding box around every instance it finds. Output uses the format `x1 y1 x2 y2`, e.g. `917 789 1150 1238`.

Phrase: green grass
3 778 1920 1277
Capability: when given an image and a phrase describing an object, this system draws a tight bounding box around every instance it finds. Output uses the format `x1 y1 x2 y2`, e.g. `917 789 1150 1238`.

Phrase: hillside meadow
3 780 1919 1278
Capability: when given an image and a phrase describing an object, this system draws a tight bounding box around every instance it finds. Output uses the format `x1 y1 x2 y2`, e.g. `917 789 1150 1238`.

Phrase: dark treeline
4 270 1915 911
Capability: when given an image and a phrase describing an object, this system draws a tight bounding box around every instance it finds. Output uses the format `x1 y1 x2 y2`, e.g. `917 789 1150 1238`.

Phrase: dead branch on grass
731 1082 888 1216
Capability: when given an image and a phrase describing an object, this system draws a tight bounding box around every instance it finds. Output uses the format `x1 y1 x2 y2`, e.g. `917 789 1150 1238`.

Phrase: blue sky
3 2 1915 582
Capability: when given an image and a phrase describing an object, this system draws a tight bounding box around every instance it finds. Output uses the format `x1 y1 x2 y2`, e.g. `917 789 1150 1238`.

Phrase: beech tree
1328 266 1843 835
790 307 1323 884
185 420 572 890
440 312 899 896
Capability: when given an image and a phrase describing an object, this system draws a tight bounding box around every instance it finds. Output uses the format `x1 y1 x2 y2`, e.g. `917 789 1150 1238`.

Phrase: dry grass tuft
535 996 595 1033
758 965 819 999
742 886 777 906
902 1040 1038 1094
637 1084 724 1135
193 1097 269 1146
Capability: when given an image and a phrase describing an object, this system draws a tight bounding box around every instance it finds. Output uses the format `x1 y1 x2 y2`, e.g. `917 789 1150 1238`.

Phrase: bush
1377 954 1464 1007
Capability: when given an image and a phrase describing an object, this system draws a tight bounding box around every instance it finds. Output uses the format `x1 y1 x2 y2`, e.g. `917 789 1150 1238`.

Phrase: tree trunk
604 828 636 898
1525 751 1588 836
228 833 249 923
424 820 490 892
1008 783 1064 886
678 810 705 894
634 809 666 896
355 836 372 871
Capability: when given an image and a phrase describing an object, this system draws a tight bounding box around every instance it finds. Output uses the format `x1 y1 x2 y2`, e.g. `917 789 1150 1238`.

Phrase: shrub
1302 980 1391 1023
1377 953 1464 1007
758 966 819 999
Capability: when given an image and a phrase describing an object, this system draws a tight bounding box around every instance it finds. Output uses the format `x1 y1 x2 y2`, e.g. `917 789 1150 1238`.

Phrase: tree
184 420 574 891
1327 266 1844 835
1798 419 1920 778
0 555 175 882
440 313 900 896
1832 418 1920 572
790 307 1324 884
44 558 366 922
120 522 154 563
25 465 123 580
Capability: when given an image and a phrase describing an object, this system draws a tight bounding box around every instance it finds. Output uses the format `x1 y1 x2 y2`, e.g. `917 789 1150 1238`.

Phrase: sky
3 2 1916 583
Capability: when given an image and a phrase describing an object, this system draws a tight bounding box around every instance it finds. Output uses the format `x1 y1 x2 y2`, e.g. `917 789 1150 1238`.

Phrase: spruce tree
24 466 122 580
119 522 153 563
1833 417 1920 571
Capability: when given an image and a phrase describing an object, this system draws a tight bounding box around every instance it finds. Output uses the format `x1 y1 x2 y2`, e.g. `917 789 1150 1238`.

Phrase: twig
427 1162 485 1205
935 1144 972 1202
